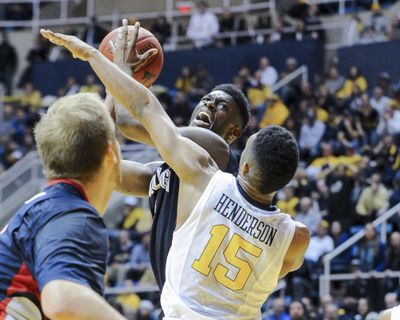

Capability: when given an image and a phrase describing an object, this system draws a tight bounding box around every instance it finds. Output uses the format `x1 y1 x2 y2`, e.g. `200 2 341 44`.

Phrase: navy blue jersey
0 180 108 319
148 150 239 290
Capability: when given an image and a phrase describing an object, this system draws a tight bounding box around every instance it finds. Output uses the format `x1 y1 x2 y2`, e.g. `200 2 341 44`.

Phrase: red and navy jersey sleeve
33 211 108 295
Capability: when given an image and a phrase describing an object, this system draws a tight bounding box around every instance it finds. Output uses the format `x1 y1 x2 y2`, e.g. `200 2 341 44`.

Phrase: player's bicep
179 127 230 170
34 212 107 293
145 112 217 182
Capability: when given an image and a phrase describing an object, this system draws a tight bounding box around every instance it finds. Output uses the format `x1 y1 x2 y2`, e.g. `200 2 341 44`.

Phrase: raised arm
40 24 217 186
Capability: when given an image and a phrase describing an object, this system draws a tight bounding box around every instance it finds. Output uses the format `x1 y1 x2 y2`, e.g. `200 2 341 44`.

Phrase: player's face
189 90 242 144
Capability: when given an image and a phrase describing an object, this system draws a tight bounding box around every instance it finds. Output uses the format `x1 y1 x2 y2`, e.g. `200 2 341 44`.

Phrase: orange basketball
98 26 164 87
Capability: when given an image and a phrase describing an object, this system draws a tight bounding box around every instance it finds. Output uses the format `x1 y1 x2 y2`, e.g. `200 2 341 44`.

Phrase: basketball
98 26 164 87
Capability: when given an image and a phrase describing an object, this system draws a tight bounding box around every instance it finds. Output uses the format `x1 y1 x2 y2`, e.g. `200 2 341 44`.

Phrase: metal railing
320 202 400 297
271 65 308 93
0 0 276 35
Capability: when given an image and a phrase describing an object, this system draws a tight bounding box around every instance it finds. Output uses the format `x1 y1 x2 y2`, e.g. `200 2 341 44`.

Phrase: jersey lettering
149 167 171 196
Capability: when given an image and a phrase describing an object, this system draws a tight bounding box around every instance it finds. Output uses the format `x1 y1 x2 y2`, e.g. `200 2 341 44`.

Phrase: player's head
239 125 299 195
34 93 121 184
189 84 250 145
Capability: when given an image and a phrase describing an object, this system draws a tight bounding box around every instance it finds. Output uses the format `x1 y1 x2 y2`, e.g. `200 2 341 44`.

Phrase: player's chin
191 119 211 129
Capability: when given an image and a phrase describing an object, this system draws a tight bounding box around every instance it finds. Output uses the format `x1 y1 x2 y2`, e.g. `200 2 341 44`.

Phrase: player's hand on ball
40 29 95 61
110 19 158 74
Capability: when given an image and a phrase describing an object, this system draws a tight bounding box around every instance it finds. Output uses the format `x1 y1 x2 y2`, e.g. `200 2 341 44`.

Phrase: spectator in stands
135 300 156 320
18 82 42 110
116 196 142 240
345 15 364 46
337 111 361 152
330 220 351 272
186 1 219 49
356 223 386 272
246 71 270 109
385 15 400 41
189 64 215 101
236 65 255 95
81 16 108 46
355 94 380 146
62 76 80 96
376 72 392 97
80 74 101 94
175 66 196 93
376 105 400 136
0 31 17 95
384 292 399 309
266 297 290 320
322 303 339 320
370 2 388 35
337 66 368 99
289 300 308 320
325 164 356 228
268 18 286 43
294 196 321 234
18 33 49 88
219 9 236 46
305 220 334 268
293 20 311 42
277 186 299 217
258 93 289 128
386 231 400 271
288 0 309 21
150 15 171 46
108 230 134 286
257 56 278 87
127 232 151 283
370 86 392 117
305 4 323 40
355 173 389 223
167 91 192 126
298 111 326 161
373 135 400 186
355 298 374 320
323 66 345 95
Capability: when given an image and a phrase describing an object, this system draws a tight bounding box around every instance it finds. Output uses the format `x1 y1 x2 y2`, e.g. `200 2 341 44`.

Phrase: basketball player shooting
41 25 310 320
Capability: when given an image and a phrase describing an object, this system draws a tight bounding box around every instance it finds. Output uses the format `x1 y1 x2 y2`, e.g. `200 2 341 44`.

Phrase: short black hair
252 126 299 194
211 83 250 130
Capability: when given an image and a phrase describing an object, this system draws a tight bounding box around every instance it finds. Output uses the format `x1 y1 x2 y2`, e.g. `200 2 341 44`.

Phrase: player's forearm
42 280 126 320
116 160 153 197
115 102 154 145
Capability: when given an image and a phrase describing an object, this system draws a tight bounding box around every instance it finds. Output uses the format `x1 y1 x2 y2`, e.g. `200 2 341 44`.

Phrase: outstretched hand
40 29 95 61
109 19 158 74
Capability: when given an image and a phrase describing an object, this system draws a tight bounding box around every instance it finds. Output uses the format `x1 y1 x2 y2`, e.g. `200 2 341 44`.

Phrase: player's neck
73 175 114 216
236 175 275 205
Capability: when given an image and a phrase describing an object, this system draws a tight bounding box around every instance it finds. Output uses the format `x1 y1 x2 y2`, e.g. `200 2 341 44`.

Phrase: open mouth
194 111 213 127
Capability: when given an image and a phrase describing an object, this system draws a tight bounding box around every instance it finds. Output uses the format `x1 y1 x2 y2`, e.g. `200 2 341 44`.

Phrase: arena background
1 0 400 319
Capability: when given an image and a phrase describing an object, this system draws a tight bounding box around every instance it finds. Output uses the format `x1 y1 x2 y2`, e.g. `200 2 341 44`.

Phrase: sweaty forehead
205 90 235 103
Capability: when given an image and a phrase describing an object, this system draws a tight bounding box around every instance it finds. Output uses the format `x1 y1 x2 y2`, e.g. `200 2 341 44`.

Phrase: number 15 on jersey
192 224 263 291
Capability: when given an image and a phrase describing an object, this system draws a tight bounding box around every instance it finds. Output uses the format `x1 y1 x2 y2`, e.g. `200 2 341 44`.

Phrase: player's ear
228 125 241 141
242 162 249 174
106 142 119 164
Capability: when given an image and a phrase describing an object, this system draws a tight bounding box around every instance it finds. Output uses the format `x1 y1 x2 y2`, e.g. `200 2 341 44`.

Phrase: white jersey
161 171 296 320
